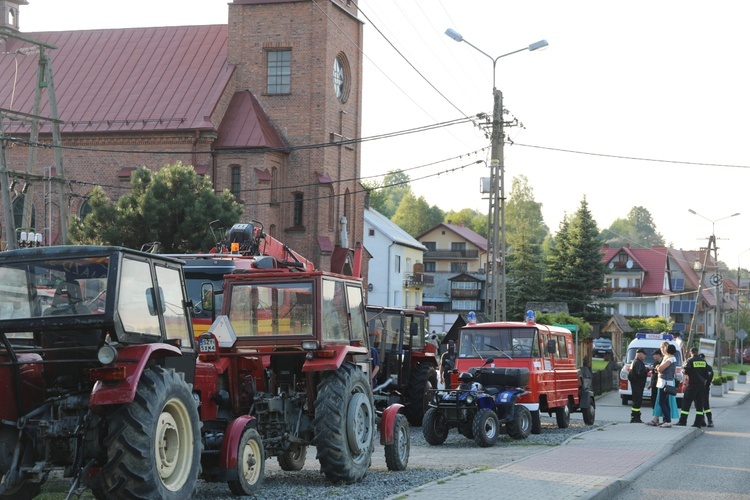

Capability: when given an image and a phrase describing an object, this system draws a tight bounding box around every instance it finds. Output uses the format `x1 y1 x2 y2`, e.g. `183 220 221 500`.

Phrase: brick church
0 0 365 273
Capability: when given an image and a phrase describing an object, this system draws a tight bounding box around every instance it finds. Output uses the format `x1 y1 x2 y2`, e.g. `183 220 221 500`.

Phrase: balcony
403 272 434 288
423 249 479 260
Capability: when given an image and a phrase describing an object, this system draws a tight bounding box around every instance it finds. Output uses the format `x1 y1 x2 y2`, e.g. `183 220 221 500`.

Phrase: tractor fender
89 344 182 407
219 415 256 472
379 403 404 445
578 389 594 409
301 345 368 372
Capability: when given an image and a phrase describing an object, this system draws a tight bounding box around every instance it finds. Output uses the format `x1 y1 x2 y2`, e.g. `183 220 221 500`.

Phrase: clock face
333 55 349 102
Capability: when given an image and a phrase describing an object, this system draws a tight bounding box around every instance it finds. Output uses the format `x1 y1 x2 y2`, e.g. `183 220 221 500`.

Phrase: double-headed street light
687 209 740 376
445 28 547 322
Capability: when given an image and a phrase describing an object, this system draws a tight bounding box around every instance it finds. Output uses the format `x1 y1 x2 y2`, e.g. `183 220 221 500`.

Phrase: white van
618 333 685 405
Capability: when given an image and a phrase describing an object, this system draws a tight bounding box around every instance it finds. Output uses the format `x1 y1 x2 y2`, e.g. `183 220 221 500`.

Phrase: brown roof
417 222 488 252
213 91 286 149
1 25 233 134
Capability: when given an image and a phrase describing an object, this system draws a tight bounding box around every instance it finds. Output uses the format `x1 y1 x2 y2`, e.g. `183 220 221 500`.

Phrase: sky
19 0 750 268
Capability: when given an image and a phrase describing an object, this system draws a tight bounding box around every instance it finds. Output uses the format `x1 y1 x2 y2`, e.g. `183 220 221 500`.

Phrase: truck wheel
384 413 410 471
530 410 542 435
506 406 531 440
582 398 596 425
277 445 307 471
621 395 629 406
422 407 449 445
0 427 41 499
99 366 201 499
555 403 570 429
227 428 264 496
405 363 438 426
472 409 499 447
313 363 374 484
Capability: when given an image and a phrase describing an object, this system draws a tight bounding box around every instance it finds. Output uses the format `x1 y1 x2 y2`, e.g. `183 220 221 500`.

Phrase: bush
725 375 735 381
712 377 723 386
740 370 747 376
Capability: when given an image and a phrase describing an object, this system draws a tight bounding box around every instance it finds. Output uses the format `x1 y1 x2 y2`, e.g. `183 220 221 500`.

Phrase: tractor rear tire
278 445 307 471
555 403 571 429
405 363 438 426
384 413 410 471
0 427 41 499
472 409 499 448
313 363 374 484
582 398 596 425
227 427 264 496
530 410 542 435
98 366 201 499
422 408 449 445
506 405 531 440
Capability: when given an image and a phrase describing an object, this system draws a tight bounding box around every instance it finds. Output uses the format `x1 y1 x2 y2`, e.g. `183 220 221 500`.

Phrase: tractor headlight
97 345 118 365
301 340 319 351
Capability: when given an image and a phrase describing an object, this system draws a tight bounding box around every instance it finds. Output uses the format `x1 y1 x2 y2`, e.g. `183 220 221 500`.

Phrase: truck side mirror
201 283 214 312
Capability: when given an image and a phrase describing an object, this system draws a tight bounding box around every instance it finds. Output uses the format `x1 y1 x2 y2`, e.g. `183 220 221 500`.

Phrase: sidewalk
391 381 750 500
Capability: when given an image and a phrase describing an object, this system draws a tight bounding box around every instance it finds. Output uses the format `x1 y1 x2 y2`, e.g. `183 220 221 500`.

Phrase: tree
443 208 487 237
602 206 665 248
363 170 412 218
69 163 243 252
545 197 608 322
505 176 548 319
391 192 444 238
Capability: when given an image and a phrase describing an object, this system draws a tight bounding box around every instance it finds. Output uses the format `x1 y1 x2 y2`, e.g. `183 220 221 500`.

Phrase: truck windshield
458 327 539 359
0 256 109 321
228 282 313 337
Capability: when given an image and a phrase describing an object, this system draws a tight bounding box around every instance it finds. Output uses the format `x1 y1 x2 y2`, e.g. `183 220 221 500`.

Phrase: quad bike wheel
0 427 42 499
384 413 410 471
422 407 448 445
555 402 571 429
582 398 596 425
530 410 542 435
405 363 438 426
313 363 374 484
97 366 202 499
227 427 264 496
277 445 307 471
472 408 499 448
506 405 531 440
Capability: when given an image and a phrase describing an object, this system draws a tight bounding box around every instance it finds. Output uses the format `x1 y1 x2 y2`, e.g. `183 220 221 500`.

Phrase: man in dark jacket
677 347 709 427
702 353 714 427
628 348 648 423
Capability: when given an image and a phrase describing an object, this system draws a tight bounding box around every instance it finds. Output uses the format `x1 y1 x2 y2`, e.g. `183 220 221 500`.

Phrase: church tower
0 0 27 32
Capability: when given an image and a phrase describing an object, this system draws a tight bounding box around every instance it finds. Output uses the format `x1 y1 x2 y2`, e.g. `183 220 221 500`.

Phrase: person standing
702 353 715 427
655 343 678 428
628 348 648 423
439 340 458 388
677 347 708 427
369 333 381 387
645 348 665 426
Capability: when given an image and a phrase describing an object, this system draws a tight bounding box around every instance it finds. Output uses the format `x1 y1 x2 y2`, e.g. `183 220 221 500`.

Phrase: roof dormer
1 0 27 32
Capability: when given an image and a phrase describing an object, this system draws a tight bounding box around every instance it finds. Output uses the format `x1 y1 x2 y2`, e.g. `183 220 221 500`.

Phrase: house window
450 262 467 273
423 242 436 251
368 228 375 236
452 300 479 311
424 262 436 272
671 278 685 291
267 50 291 94
230 166 241 198
451 242 466 251
395 255 401 274
452 281 478 290
293 192 304 226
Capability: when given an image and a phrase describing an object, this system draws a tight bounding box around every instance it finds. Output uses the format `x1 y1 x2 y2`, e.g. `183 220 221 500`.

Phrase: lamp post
445 28 547 322
737 248 750 367
688 209 740 377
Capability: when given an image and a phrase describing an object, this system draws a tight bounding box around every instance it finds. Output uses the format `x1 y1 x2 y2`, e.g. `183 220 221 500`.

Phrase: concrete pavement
391 379 750 499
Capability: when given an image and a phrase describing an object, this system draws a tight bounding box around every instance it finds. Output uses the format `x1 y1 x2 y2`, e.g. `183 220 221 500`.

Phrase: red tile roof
1 25 233 134
601 246 669 294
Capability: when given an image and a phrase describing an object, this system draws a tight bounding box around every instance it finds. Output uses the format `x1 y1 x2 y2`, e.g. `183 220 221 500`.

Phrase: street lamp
737 248 750 367
445 28 547 322
687 209 740 376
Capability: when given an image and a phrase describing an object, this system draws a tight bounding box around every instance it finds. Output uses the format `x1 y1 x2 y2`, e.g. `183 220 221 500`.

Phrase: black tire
555 403 570 429
506 405 531 440
227 427 264 496
384 413 410 471
472 408 499 448
621 395 629 406
405 363 438 426
313 363 374 484
582 398 596 425
277 445 307 471
98 366 201 499
530 410 542 435
0 427 41 499
422 407 449 445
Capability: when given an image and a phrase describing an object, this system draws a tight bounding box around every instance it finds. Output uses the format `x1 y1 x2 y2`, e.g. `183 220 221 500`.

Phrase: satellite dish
608 262 614 269
626 260 633 269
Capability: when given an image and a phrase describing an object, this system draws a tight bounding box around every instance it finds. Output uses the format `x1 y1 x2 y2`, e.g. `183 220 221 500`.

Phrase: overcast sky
20 0 750 269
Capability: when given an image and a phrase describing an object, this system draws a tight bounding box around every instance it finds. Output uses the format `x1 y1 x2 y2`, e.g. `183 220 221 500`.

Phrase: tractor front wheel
0 427 41 499
227 427 264 496
384 413 410 471
405 363 438 426
278 445 307 471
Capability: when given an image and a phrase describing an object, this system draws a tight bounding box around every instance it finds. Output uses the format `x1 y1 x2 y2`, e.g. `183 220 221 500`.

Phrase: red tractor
0 246 203 499
189 222 408 494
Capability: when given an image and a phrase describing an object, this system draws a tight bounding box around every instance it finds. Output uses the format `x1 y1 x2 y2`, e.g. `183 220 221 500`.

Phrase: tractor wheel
384 413 410 471
0 427 41 499
582 398 596 425
555 403 571 429
98 366 201 499
506 405 531 440
472 409 499 448
227 428 264 496
313 363 374 484
422 407 449 445
277 445 307 471
405 363 438 426
530 410 542 435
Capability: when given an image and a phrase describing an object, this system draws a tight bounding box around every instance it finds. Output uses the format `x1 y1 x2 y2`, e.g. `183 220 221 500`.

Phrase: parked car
743 348 750 363
593 337 613 356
